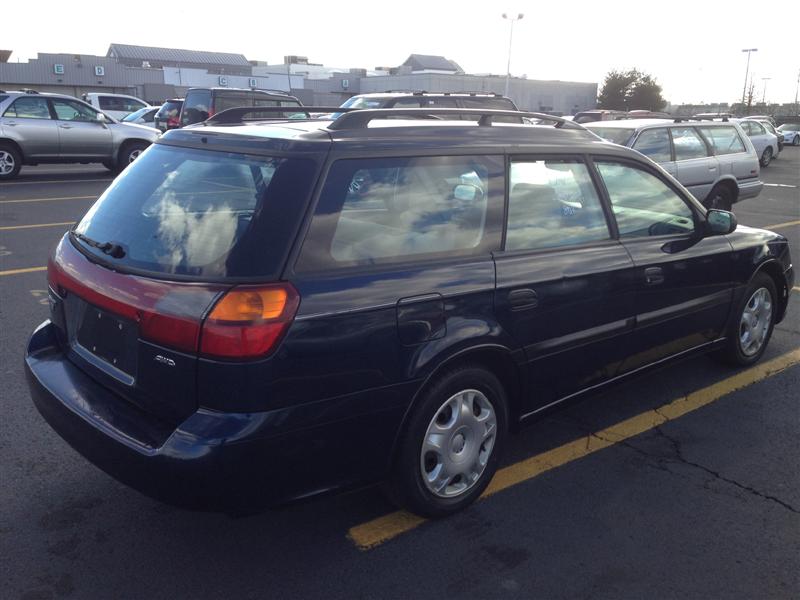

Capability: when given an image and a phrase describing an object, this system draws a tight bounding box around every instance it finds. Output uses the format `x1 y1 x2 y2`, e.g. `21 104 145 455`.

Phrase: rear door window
3 97 51 119
73 145 317 278
297 155 503 270
506 159 610 251
671 127 708 160
698 126 746 155
181 89 212 125
632 128 672 162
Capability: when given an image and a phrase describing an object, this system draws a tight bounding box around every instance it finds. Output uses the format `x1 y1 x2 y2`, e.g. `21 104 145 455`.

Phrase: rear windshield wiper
72 231 126 259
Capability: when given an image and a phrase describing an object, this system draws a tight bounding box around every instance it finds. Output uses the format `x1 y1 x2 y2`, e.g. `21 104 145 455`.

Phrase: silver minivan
0 91 159 180
585 119 762 211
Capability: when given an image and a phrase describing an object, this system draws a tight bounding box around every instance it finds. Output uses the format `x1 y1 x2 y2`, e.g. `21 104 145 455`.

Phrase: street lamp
502 12 524 98
740 48 758 107
761 77 771 104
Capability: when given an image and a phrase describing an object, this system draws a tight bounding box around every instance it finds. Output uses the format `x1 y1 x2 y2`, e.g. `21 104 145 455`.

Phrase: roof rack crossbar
205 106 354 125
672 116 729 123
328 108 585 131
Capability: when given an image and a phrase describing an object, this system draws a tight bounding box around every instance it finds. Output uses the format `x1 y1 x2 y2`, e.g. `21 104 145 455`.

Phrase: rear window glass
181 90 212 125
698 126 746 155
156 100 182 118
460 97 516 110
73 145 317 279
588 127 632 145
297 155 503 271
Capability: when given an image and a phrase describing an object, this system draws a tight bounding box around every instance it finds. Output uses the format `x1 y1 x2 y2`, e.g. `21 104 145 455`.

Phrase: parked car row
26 105 793 518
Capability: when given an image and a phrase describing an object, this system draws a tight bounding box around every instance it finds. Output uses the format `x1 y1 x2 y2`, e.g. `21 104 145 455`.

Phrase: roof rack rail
449 91 503 97
673 116 729 123
22 89 40 94
328 108 585 131
205 106 354 125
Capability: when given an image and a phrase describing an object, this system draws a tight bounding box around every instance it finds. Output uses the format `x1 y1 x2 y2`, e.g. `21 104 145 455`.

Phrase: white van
82 93 150 120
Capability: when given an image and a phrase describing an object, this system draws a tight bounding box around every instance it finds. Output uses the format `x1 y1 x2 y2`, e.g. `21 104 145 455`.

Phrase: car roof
584 118 740 130
352 92 512 99
159 117 632 159
188 87 293 95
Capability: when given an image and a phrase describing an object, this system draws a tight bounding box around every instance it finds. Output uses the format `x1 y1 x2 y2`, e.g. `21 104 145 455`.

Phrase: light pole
761 77 771 105
740 48 758 107
502 12 524 98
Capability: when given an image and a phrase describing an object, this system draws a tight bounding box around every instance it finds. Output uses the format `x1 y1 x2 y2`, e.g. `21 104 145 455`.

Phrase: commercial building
0 45 597 114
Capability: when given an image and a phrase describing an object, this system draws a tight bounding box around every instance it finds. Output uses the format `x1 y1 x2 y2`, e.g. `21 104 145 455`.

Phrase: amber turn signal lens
209 288 288 322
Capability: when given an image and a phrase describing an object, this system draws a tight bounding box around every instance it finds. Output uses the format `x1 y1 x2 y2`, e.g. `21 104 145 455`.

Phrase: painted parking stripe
347 348 800 550
0 221 74 231
0 195 96 205
763 219 800 230
0 266 47 277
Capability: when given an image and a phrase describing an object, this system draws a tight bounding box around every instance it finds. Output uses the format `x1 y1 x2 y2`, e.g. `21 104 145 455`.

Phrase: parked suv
153 98 183 132
179 88 303 127
0 91 160 180
26 107 793 518
340 91 518 112
585 118 763 210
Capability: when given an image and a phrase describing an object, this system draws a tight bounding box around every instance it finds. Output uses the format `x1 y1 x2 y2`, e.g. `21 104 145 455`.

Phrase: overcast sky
5 0 799 105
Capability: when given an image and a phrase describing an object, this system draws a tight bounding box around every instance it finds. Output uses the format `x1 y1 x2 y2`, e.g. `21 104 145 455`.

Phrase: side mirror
453 184 481 202
94 113 107 124
706 209 737 235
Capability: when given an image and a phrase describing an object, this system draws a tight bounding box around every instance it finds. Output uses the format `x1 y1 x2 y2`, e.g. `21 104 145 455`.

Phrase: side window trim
588 154 704 239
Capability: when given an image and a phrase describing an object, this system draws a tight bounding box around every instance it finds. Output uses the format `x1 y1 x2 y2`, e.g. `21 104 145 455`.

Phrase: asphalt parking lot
2 152 799 599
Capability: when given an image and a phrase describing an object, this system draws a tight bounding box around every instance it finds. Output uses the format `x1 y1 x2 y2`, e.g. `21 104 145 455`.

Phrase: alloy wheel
0 150 15 175
420 389 497 498
739 287 772 356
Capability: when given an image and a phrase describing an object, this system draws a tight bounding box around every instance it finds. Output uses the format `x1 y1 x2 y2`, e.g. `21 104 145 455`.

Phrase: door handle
59 124 73 129
508 288 539 311
644 267 664 286
5 121 17 126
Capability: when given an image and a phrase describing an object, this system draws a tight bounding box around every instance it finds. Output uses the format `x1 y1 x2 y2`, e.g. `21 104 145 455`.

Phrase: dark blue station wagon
25 108 794 517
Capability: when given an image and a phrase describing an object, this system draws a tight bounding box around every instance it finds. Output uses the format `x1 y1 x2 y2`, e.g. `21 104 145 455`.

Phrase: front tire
760 147 773 167
793 135 800 147
116 141 148 172
0 143 22 180
717 273 777 366
387 365 509 518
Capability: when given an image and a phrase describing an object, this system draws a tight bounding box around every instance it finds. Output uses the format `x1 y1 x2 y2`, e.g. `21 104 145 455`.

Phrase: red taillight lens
200 284 300 359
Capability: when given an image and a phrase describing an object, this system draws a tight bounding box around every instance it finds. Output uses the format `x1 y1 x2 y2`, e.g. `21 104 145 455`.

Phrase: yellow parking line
0 266 47 277
348 348 800 550
763 219 800 230
0 195 96 205
0 221 73 231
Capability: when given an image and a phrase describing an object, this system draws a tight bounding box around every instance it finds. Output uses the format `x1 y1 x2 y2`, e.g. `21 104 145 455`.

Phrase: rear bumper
26 320 406 512
737 179 763 202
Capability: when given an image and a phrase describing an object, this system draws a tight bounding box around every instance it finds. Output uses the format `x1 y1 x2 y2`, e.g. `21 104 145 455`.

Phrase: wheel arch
387 344 525 470
0 137 25 161
752 259 790 324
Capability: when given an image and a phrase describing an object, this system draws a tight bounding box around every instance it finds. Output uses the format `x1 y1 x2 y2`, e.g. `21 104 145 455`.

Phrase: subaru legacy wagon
26 107 793 517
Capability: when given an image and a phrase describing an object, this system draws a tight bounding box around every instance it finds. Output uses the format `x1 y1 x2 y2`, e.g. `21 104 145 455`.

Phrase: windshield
122 107 151 122
587 127 634 145
73 145 318 279
778 123 800 131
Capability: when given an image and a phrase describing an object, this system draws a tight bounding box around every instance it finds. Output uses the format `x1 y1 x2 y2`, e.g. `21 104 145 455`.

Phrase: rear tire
387 365 508 518
102 160 116 172
716 273 776 366
0 143 22 180
793 135 800 147
760 147 773 167
704 184 734 211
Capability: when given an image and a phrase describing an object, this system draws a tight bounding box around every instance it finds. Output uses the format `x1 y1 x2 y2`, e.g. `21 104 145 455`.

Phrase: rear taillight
200 284 300 359
49 238 299 360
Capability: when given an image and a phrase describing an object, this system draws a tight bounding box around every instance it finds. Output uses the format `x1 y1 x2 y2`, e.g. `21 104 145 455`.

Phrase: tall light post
740 48 758 107
502 12 524 98
761 77 771 104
